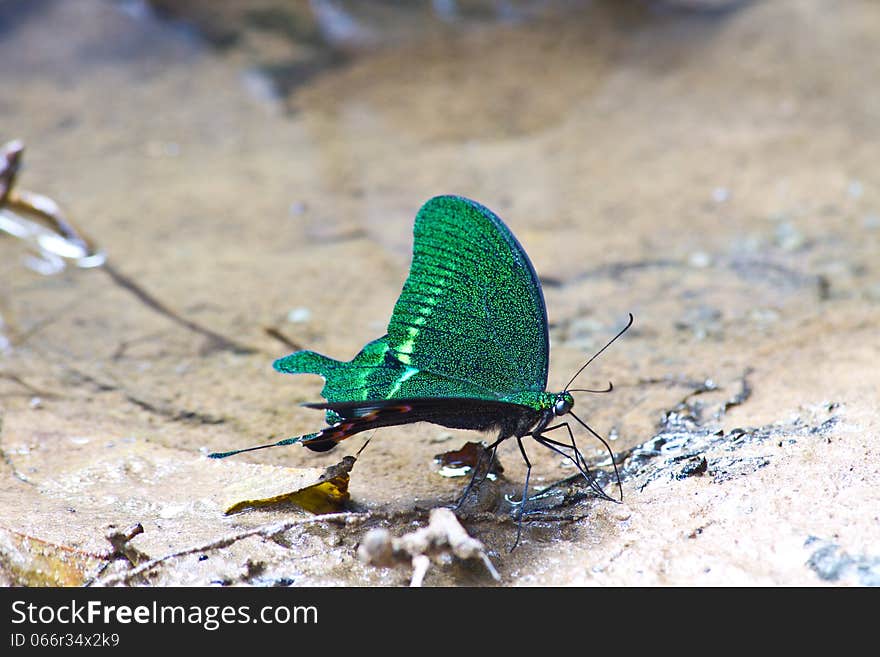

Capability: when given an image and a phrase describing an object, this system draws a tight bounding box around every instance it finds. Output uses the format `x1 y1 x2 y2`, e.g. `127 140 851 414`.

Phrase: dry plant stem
90 512 366 587
358 508 500 585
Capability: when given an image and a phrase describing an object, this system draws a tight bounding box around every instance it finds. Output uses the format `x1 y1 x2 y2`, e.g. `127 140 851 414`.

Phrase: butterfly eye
554 398 572 416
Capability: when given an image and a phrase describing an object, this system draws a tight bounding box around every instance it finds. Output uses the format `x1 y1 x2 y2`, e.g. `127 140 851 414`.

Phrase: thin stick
89 512 366 587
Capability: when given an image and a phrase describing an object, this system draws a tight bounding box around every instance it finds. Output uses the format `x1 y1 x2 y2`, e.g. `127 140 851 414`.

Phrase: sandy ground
0 0 878 586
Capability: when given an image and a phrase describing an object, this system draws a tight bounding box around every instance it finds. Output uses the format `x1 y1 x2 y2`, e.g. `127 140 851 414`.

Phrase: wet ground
1 0 878 586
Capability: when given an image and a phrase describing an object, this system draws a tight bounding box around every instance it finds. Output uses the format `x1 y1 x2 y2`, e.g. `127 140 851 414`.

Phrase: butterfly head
552 391 575 417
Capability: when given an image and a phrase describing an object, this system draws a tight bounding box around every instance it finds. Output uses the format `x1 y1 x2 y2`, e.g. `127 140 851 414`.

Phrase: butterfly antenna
568 410 623 502
564 313 634 392
567 382 614 394
208 433 318 459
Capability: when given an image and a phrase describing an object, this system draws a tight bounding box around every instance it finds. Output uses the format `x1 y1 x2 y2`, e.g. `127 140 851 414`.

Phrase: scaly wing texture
387 195 549 394
273 195 549 414
274 336 493 410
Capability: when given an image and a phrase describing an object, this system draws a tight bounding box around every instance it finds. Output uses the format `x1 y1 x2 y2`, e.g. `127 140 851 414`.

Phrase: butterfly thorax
500 390 574 416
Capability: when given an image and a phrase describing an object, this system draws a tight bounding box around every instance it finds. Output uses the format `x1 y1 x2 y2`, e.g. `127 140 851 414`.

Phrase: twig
358 507 500 586
89 512 367 587
0 138 259 356
263 326 304 351
101 262 257 355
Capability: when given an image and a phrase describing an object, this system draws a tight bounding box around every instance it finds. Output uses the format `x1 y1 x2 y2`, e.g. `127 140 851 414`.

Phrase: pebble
286 307 311 323
688 251 712 268
712 187 730 203
775 221 806 251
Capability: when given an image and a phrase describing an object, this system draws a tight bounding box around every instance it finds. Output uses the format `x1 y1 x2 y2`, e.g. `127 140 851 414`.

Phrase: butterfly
211 195 631 545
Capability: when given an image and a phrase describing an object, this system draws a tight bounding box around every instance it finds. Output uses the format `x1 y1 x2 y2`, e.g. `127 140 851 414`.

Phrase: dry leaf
221 455 355 515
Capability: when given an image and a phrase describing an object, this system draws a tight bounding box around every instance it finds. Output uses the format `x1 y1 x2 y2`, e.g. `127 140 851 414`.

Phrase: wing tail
273 350 339 375
207 432 321 459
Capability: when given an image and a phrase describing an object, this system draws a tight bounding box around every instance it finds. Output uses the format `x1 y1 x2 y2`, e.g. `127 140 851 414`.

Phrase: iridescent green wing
274 334 492 404
386 195 549 395
273 195 549 411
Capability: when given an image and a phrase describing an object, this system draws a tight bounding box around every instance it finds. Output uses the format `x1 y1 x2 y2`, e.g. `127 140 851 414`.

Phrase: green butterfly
212 196 631 542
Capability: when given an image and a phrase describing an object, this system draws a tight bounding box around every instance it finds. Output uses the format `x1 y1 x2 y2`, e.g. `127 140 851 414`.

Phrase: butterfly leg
510 436 532 550
538 422 599 491
532 422 620 503
453 440 500 510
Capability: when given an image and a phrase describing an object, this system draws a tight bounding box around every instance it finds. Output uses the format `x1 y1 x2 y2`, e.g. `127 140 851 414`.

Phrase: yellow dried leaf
221 456 354 515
